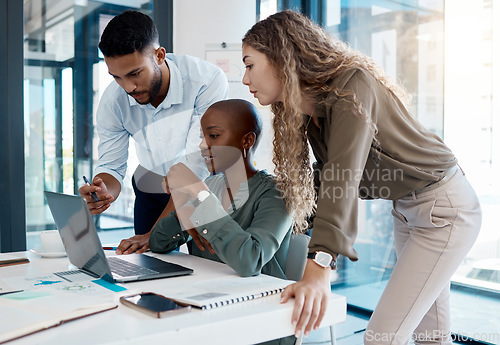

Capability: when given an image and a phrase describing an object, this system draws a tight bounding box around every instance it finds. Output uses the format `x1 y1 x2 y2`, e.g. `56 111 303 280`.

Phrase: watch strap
307 251 337 269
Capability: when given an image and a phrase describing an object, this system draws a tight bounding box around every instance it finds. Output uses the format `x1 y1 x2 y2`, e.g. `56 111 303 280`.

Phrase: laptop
44 191 193 283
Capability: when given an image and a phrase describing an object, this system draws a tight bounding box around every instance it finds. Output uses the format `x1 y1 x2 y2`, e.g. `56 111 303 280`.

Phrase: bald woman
149 99 294 281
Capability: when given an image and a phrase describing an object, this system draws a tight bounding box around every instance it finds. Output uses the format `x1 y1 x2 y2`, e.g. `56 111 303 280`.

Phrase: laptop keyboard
107 257 159 277
54 269 97 282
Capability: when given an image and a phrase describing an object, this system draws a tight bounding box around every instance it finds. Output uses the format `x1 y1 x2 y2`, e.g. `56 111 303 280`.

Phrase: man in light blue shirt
79 10 228 252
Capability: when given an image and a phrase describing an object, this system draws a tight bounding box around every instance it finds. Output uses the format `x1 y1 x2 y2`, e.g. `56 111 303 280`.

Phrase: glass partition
324 0 445 290
323 0 500 341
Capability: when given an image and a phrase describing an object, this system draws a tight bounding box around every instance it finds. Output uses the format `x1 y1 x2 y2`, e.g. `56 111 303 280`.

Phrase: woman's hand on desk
116 233 151 255
280 260 331 338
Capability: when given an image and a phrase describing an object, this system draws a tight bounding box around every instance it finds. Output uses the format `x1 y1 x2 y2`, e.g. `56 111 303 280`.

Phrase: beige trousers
364 168 482 345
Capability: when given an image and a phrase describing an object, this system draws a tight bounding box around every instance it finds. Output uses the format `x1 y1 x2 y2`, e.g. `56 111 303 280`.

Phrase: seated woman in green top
149 99 293 280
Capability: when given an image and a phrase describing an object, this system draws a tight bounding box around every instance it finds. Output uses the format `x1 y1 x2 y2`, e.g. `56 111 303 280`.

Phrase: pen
0 290 24 296
102 247 118 250
83 176 99 202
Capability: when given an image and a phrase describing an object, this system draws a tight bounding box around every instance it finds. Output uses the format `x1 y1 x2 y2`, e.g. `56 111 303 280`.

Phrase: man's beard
132 64 162 105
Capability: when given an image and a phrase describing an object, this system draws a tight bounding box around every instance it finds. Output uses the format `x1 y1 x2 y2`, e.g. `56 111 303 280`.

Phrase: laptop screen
44 191 112 280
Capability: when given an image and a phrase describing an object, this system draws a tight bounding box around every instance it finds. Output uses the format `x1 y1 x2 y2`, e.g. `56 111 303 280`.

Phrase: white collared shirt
94 54 228 186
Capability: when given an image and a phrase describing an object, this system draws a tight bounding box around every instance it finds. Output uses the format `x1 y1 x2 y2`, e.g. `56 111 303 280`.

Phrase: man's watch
193 190 210 207
307 251 337 269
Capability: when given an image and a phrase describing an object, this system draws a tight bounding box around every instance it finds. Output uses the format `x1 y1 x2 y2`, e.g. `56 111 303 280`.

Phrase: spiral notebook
164 274 293 310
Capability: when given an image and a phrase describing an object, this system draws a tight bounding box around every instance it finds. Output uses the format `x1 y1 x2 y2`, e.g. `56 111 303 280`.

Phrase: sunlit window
322 0 499 340
23 0 153 247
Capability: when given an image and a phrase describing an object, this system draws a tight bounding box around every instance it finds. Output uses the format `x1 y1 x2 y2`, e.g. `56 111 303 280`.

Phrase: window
322 0 500 340
23 0 154 249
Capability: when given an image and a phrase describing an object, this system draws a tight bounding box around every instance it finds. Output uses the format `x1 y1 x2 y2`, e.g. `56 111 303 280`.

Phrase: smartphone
120 292 191 318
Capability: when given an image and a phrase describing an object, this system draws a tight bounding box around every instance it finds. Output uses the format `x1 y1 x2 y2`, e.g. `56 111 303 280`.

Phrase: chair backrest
285 233 311 281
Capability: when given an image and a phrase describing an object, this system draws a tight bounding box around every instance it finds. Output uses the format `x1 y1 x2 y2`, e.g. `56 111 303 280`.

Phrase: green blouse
149 170 293 279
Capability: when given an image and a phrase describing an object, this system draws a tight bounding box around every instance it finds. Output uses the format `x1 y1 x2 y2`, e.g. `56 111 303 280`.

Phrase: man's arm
95 172 121 200
92 87 130 203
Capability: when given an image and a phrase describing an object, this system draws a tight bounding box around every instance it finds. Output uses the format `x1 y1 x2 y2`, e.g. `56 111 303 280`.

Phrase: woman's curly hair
242 10 409 233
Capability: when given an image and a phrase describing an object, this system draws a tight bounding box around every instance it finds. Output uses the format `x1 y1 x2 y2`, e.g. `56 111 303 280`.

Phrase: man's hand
116 232 151 255
79 176 114 215
280 260 331 338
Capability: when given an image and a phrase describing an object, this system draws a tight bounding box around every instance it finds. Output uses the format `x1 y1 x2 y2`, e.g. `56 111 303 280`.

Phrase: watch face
197 190 210 202
316 252 333 267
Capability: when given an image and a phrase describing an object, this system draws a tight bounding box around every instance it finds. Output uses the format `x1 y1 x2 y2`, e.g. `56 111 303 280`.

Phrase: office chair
285 234 337 345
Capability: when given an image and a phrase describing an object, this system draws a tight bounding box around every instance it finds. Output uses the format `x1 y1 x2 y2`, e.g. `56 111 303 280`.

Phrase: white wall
172 0 276 173
173 0 256 58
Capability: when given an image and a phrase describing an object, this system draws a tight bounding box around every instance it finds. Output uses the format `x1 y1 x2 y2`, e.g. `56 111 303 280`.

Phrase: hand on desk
280 260 331 338
116 233 150 255
79 177 114 215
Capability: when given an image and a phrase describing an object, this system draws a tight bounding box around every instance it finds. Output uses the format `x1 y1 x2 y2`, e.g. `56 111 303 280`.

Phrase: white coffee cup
40 230 66 253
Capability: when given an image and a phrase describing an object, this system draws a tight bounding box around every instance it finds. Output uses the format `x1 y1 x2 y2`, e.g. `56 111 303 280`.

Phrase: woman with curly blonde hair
242 10 481 345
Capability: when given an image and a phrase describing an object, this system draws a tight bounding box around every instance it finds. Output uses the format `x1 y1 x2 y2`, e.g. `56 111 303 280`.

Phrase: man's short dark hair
99 10 159 57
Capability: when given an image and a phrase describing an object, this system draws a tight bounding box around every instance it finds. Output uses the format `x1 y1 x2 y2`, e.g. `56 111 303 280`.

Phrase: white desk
0 251 346 345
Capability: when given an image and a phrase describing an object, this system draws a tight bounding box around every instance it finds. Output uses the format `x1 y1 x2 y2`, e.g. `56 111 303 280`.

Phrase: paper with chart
0 273 118 344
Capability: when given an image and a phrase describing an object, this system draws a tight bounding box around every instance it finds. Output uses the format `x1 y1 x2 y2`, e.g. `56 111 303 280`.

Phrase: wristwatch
194 190 210 206
307 251 337 269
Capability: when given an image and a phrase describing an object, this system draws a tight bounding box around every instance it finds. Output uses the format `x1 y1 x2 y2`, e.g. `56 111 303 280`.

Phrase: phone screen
123 293 184 312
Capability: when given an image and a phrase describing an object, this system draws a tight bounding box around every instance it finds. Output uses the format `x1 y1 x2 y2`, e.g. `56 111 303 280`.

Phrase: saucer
30 248 67 258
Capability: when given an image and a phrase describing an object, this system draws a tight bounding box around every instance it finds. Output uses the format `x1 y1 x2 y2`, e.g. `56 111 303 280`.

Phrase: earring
243 148 247 159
